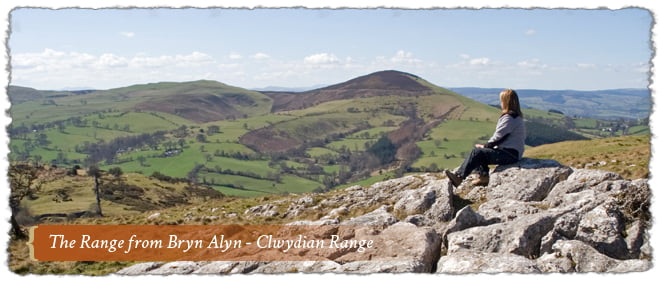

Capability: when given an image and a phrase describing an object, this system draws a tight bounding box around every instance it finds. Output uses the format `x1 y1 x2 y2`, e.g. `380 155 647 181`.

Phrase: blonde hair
500 89 522 117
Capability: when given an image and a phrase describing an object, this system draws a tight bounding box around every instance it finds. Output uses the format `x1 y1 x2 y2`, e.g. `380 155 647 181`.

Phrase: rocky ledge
119 158 652 274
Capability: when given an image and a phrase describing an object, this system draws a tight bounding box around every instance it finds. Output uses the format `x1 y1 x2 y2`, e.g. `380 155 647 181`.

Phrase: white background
0 1 660 282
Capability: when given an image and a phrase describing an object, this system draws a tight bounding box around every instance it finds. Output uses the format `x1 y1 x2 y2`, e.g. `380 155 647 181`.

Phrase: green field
522 108 565 120
574 118 598 129
413 119 495 170
202 171 322 197
628 125 650 135
307 147 340 158
326 138 375 152
198 141 256 155
88 112 188 133
350 127 397 138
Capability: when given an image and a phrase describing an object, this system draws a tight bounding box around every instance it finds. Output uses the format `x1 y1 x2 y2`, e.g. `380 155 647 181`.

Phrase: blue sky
9 7 653 91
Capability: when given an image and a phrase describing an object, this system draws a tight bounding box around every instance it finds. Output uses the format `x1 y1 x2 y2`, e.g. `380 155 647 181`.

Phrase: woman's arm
484 115 514 148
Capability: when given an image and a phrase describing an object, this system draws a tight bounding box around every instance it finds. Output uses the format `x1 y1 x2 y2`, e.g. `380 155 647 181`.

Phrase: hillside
129 80 273 123
263 70 438 112
243 71 490 153
7 71 634 199
9 80 273 125
14 166 224 220
524 135 650 179
7 85 95 104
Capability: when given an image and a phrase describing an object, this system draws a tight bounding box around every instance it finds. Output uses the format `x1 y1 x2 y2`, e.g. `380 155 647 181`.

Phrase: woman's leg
457 147 492 178
456 148 519 179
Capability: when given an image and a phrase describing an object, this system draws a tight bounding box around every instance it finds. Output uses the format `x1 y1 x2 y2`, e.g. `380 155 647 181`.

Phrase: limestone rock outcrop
118 158 651 274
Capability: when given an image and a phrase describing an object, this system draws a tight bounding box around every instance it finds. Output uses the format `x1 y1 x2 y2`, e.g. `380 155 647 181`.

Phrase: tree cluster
78 131 166 165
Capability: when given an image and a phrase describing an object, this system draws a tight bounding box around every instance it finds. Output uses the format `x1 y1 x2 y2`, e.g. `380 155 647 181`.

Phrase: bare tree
88 165 103 217
9 163 43 239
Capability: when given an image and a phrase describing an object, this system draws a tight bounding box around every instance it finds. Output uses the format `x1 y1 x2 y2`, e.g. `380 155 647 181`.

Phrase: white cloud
469 57 491 66
525 29 536 36
447 54 496 70
390 50 421 64
304 53 340 64
228 52 243 60
120 31 135 38
128 52 215 68
12 46 646 91
12 48 63 69
634 62 650 73
11 49 217 89
130 55 171 68
444 55 511 83
577 63 597 69
517 58 547 69
242 53 362 87
95 53 128 68
371 50 430 71
12 49 102 73
218 63 241 70
252 52 270 60
174 52 215 67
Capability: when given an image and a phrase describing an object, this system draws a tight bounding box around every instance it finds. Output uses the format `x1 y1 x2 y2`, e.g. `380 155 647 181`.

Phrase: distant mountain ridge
8 80 274 124
261 70 439 112
9 73 650 120
6 85 93 104
449 87 650 120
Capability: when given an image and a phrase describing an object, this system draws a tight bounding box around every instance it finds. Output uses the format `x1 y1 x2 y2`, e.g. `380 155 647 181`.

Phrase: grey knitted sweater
484 113 526 159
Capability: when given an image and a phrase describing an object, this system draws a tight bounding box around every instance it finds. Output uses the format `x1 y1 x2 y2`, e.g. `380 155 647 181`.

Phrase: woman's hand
475 144 485 148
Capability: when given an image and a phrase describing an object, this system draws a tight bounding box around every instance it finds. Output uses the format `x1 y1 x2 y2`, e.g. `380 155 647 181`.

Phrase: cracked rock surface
118 158 652 274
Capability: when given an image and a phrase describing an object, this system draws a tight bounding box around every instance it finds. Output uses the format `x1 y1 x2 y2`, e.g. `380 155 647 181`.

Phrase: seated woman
445 89 526 187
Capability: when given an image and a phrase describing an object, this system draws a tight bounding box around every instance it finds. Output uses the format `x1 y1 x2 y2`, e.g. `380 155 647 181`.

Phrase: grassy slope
21 171 216 218
11 169 222 275
524 135 650 179
304 85 499 172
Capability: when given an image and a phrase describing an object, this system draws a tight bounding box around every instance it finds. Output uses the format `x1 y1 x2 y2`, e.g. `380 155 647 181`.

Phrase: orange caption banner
28 224 411 262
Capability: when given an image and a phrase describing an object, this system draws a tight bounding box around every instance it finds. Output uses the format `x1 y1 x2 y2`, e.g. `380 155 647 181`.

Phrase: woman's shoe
445 170 463 187
471 175 490 186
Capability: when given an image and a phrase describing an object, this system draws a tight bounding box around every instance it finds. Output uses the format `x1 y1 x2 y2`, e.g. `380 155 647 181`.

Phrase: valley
8 70 650 202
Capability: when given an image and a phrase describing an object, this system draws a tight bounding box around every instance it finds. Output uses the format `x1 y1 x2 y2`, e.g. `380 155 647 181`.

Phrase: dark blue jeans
457 147 519 178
